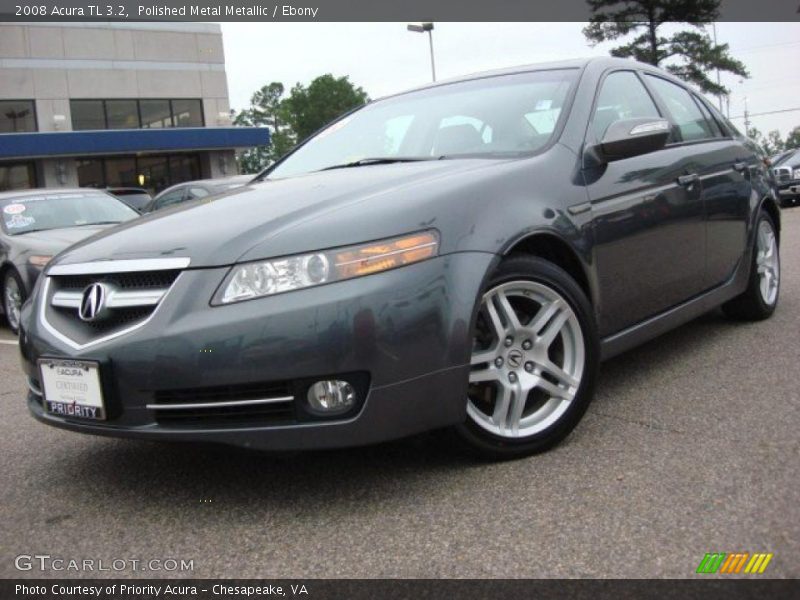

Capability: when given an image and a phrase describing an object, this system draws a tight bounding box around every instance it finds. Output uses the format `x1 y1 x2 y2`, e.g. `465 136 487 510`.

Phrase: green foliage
747 126 800 156
583 0 749 95
283 74 369 140
233 75 369 174
785 126 800 150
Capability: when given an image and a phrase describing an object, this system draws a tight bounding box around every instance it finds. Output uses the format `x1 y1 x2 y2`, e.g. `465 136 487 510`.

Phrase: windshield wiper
73 221 122 226
318 156 441 172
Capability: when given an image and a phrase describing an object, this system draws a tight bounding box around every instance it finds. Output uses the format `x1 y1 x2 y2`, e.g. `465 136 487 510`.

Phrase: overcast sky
221 22 800 139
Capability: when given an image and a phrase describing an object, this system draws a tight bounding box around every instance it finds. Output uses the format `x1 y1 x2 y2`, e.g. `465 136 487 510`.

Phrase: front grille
43 266 182 346
56 270 181 291
774 167 792 183
151 381 296 427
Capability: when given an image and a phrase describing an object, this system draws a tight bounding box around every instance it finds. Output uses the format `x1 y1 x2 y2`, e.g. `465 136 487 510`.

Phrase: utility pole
743 96 751 133
712 23 723 112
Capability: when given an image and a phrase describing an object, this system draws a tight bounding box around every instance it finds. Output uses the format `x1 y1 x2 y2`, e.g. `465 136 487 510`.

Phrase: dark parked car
105 187 153 212
144 175 253 213
772 148 800 206
18 58 781 458
1 189 138 334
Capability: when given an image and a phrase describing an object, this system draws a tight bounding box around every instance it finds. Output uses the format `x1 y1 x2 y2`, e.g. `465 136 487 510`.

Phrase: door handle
733 161 748 172
677 173 699 187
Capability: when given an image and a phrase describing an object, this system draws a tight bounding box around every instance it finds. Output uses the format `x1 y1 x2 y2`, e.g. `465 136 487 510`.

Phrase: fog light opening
306 380 356 415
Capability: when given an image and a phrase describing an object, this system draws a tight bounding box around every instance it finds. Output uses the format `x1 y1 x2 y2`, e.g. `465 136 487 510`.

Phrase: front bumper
19 253 495 450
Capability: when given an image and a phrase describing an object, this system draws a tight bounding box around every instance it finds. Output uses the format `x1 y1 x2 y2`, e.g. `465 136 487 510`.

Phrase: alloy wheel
468 280 585 439
4 275 22 332
756 219 779 306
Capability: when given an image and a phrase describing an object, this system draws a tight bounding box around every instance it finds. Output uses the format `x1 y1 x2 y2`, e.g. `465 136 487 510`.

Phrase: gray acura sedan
18 58 780 458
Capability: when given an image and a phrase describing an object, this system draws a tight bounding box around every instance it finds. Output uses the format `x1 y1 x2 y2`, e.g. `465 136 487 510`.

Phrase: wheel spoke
470 349 496 366
538 309 570 347
493 290 522 332
529 299 564 335
539 359 580 388
533 376 575 402
492 380 524 434
469 366 500 384
484 296 507 340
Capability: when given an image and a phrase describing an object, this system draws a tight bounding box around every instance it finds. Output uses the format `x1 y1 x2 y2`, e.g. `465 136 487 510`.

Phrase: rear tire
722 210 780 321
454 255 599 459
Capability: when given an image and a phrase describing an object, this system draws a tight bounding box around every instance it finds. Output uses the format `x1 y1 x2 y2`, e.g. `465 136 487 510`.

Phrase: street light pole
407 22 436 82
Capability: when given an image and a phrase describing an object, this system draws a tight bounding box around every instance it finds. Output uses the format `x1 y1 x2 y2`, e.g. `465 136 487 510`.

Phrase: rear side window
154 189 184 210
187 187 210 200
645 75 715 142
592 71 661 140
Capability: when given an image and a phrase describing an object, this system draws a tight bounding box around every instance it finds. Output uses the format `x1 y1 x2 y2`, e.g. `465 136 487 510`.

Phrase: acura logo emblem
78 283 109 322
507 349 523 368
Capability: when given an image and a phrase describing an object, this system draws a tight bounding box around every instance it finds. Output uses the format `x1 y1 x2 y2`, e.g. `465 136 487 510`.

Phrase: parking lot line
0 339 19 345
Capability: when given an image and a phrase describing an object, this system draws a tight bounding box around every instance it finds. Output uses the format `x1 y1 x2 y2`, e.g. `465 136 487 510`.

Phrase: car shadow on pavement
37 308 760 509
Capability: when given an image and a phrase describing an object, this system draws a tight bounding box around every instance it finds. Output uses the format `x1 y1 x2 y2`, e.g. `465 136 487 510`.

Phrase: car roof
154 174 254 198
0 188 111 202
375 56 697 102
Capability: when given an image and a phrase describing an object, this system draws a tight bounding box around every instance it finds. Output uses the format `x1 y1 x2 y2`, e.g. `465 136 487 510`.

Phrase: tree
282 74 369 141
233 82 295 174
785 126 800 151
583 0 749 96
747 127 787 156
233 75 369 174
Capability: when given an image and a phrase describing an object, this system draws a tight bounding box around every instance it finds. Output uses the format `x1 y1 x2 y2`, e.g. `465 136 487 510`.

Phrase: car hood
11 225 117 257
51 158 509 269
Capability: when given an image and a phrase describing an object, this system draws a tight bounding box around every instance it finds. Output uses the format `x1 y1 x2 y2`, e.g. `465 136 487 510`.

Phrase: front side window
267 69 579 179
645 75 715 142
592 71 661 140
1 192 137 235
0 100 36 133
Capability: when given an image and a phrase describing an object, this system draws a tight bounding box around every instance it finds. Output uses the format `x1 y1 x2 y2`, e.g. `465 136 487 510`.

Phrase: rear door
584 70 706 336
643 74 752 288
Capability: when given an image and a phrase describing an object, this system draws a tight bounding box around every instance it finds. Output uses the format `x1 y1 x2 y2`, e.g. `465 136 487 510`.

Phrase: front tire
2 269 25 335
722 210 780 321
454 255 599 459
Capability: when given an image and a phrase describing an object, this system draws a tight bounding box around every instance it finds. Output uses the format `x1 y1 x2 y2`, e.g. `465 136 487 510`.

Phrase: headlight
28 255 53 267
793 168 800 180
214 231 439 304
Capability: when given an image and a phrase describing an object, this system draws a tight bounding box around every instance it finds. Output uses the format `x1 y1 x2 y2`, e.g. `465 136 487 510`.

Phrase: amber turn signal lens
334 232 438 279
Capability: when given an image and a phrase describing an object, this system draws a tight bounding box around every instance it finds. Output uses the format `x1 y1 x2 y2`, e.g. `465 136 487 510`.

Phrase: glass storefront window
172 99 204 127
140 100 173 128
105 100 140 129
76 154 201 195
70 100 106 131
104 157 138 188
0 100 37 133
76 159 105 188
0 162 37 191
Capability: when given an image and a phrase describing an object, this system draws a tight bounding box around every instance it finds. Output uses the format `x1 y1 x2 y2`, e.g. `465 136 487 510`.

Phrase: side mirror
593 118 671 162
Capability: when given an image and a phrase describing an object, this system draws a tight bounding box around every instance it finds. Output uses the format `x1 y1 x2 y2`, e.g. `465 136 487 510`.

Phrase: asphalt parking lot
1 209 798 580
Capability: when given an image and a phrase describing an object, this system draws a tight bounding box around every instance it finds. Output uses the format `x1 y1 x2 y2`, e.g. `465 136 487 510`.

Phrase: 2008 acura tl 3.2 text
18 57 780 458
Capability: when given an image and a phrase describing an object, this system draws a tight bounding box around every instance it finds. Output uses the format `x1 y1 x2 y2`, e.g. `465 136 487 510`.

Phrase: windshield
1 192 138 235
267 68 578 179
774 149 799 167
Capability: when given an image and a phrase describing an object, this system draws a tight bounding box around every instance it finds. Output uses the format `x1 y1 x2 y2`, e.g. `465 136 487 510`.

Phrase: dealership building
0 22 266 194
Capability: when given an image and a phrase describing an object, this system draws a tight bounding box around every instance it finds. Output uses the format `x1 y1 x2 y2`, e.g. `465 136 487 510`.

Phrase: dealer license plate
38 359 106 421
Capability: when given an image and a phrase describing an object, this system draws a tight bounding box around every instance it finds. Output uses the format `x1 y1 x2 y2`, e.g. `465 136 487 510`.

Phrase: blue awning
0 127 270 160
